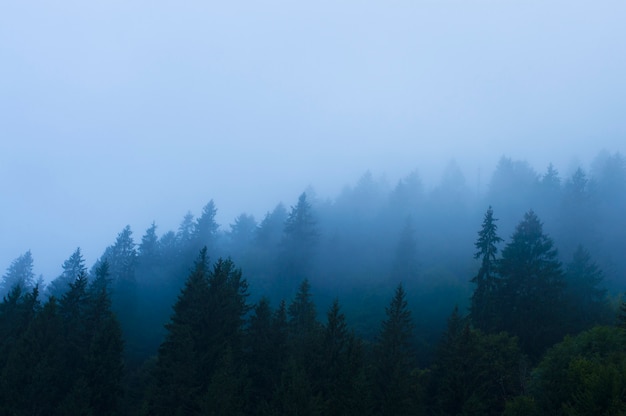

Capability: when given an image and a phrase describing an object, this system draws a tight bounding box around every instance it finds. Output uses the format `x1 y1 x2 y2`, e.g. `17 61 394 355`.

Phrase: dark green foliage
149 249 211 415
286 279 323 395
271 357 322 416
319 299 367 416
0 267 123 416
245 297 280 412
529 326 626 415
0 285 40 371
496 210 566 358
564 245 611 333
372 284 417 416
429 306 524 416
1 297 64 416
149 249 250 415
470 206 503 332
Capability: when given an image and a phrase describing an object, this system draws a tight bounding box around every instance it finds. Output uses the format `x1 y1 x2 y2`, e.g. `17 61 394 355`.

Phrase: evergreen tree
0 250 35 298
83 266 124 415
287 279 322 375
496 210 566 358
319 299 367 416
192 200 219 253
177 211 195 246
245 297 278 412
149 249 211 415
529 326 626 415
429 306 523 416
46 247 86 300
470 206 503 332
279 193 319 296
372 284 416 416
138 222 159 264
149 250 249 415
564 245 610 333
0 296 64 416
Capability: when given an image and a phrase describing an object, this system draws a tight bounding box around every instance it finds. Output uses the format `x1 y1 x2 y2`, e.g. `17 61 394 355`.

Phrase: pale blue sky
1 1 625 278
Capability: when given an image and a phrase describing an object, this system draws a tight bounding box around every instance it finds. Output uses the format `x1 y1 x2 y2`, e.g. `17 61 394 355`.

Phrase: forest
1 152 626 415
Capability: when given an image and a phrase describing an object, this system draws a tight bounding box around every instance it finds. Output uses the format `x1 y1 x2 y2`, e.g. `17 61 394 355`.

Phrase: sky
1 1 625 279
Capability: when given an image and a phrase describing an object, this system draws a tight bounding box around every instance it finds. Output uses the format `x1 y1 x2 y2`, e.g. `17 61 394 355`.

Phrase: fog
1 1 625 279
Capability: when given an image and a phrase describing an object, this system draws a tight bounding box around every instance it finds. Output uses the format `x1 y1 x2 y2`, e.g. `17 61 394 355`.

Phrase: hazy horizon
2 1 625 279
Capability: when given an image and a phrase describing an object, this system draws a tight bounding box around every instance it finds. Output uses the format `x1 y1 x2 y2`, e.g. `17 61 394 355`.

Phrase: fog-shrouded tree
486 157 539 223
564 245 611 333
192 200 219 254
46 247 86 300
559 167 597 259
138 222 159 265
0 250 36 298
496 210 566 358
470 206 503 332
227 213 257 271
278 193 319 296
94 226 138 359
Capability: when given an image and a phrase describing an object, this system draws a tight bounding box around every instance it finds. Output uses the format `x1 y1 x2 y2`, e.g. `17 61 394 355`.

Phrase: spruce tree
320 299 366 416
279 193 319 296
470 206 503 332
372 284 416 416
0 250 36 298
46 248 87 300
149 248 211 415
150 250 249 415
497 210 566 358
564 245 610 333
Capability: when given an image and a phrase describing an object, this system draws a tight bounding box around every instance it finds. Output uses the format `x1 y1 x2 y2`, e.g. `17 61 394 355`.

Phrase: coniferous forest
2 153 626 415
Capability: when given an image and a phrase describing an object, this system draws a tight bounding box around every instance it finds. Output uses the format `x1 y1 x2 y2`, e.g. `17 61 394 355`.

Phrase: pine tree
564 245 610 333
0 296 65 416
192 200 219 253
496 210 566 358
149 250 249 415
0 250 36 298
279 193 319 296
83 266 124 415
372 284 416 416
470 206 503 332
46 248 86 300
319 299 366 416
138 222 160 267
245 297 277 412
149 249 211 415
429 307 523 416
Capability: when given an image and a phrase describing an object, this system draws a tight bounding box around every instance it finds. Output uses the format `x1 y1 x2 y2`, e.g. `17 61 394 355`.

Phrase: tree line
1 152 625 414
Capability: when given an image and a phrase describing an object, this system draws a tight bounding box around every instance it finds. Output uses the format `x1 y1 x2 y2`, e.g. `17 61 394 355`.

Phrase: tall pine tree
470 206 503 332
